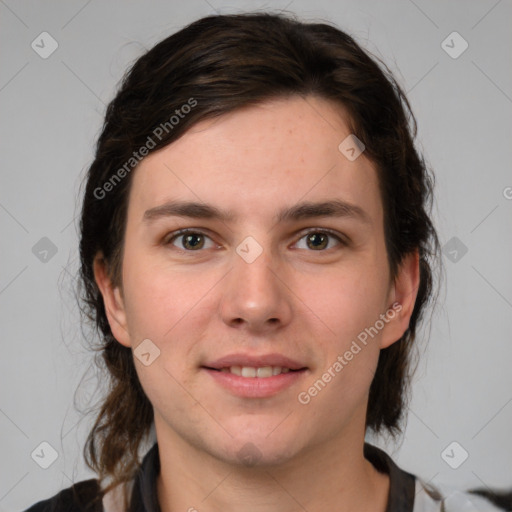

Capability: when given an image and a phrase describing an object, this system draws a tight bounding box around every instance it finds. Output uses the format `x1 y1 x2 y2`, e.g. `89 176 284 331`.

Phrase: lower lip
203 368 307 398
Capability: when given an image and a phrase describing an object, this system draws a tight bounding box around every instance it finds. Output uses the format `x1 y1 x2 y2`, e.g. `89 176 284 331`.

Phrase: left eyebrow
275 199 371 225
143 199 371 225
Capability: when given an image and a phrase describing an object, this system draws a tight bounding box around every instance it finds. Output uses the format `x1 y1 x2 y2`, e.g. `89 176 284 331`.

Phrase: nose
219 244 293 333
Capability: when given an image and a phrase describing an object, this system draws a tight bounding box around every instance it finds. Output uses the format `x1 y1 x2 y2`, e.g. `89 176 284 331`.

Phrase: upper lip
203 353 306 370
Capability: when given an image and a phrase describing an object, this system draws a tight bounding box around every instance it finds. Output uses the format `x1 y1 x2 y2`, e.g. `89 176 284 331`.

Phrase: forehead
127 95 382 225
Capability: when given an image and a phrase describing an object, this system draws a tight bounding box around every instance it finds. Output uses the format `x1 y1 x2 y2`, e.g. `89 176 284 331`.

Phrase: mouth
201 357 310 398
204 365 305 378
201 354 308 398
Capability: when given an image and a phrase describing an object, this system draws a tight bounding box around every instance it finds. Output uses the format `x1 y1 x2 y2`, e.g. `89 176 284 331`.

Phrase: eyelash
163 228 348 252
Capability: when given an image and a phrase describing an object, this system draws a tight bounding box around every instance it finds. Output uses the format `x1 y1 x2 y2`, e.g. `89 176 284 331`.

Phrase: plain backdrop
1 1 511 510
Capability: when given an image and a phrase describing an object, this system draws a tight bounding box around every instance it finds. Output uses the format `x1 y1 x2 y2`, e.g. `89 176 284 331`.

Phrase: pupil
308 233 327 250
184 234 203 249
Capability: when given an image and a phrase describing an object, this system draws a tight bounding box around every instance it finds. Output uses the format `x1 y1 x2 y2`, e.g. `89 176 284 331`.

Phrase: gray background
1 0 511 510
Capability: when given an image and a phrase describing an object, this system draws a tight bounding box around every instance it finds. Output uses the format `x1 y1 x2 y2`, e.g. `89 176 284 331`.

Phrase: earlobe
380 250 420 349
93 254 132 348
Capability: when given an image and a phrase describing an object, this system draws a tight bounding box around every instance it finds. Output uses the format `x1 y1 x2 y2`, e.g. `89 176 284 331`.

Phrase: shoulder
364 443 509 512
414 478 509 512
22 479 103 512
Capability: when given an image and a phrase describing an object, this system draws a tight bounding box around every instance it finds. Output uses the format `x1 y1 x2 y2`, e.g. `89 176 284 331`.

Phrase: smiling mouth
204 366 306 378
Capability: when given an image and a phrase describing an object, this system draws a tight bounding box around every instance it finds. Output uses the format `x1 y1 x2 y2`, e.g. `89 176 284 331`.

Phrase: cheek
121 255 216 351
121 264 209 400
297 270 387 418
300 261 390 345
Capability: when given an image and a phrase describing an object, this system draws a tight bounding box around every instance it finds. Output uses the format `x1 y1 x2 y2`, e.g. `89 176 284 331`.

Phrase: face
95 95 418 467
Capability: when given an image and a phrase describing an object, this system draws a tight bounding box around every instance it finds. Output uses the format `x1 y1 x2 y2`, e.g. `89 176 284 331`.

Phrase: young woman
24 12 507 512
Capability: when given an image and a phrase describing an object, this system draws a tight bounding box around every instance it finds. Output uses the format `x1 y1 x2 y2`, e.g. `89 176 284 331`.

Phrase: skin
94 95 419 512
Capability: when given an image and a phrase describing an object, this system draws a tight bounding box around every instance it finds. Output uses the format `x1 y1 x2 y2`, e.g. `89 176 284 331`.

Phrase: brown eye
294 230 345 251
166 230 215 251
306 232 329 250
182 233 204 250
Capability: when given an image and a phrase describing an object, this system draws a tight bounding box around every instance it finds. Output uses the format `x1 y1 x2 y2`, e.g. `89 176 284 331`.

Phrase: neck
155 422 389 512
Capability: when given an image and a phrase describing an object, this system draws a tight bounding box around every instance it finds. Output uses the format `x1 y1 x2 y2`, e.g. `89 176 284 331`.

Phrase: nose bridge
220 236 292 328
235 243 276 294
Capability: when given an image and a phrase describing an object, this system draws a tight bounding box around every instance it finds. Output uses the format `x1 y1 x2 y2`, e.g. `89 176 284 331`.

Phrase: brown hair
78 11 439 499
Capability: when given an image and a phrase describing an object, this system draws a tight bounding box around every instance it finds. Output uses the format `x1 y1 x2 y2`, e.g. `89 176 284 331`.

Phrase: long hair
78 12 440 498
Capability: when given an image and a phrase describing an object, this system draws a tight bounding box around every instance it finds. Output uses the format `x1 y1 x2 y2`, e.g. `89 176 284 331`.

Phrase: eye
164 228 346 252
294 229 345 251
165 230 217 251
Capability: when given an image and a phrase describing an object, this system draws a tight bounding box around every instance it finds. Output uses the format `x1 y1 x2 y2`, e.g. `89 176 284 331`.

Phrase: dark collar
129 442 416 512
364 443 416 512
129 442 161 512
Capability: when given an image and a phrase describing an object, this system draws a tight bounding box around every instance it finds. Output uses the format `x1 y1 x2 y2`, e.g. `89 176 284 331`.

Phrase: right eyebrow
143 200 235 223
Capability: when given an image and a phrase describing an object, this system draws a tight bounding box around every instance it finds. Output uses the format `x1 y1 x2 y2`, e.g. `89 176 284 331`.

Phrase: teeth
230 366 242 376
223 366 293 378
256 366 273 378
241 367 256 378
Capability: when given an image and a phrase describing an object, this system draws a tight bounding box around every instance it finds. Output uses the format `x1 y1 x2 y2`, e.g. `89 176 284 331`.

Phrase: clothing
23 442 503 512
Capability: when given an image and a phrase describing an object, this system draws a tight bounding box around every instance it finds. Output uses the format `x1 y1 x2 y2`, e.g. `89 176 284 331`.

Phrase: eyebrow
143 199 371 225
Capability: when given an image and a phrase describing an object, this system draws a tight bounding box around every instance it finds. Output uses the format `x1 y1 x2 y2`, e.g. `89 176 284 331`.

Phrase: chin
209 430 303 469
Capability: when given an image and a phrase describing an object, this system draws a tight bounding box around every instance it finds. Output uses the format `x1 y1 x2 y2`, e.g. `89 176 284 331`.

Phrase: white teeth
241 367 257 378
256 366 273 378
230 366 242 376
223 366 293 378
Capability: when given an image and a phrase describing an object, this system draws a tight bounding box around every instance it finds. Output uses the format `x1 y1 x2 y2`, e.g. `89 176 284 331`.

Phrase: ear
93 253 132 348
380 250 420 349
